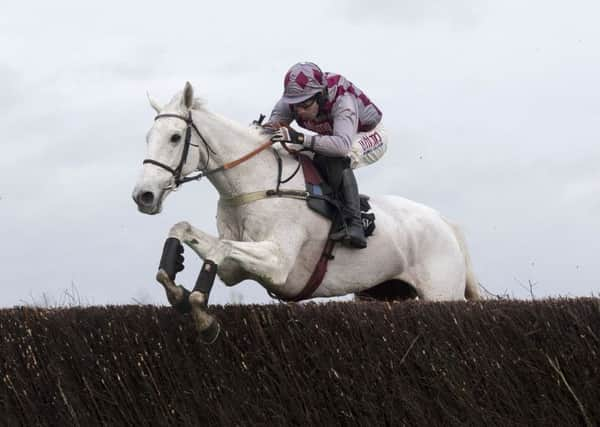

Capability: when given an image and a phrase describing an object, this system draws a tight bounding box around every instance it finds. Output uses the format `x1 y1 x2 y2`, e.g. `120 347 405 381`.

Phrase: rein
143 111 308 207
143 112 276 189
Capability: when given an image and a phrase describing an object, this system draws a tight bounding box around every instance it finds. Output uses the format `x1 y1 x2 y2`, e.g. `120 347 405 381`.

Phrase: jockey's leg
313 155 351 240
336 168 367 248
318 157 367 249
312 154 346 190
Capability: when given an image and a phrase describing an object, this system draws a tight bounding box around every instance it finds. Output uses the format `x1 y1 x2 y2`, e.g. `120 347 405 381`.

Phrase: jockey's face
293 96 319 121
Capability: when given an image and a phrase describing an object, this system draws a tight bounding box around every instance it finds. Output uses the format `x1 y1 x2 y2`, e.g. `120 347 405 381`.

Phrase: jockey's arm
265 98 293 128
303 95 358 157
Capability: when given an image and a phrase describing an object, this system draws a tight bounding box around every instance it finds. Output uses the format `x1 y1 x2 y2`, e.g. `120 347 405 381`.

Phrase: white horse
132 82 479 342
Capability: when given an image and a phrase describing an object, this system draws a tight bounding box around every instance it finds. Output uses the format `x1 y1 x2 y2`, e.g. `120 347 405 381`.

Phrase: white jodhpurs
348 122 388 169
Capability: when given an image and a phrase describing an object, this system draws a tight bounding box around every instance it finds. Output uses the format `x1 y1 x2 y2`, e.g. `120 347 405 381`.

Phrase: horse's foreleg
184 238 293 344
175 221 294 289
155 221 220 313
213 240 290 287
169 220 220 257
190 236 300 343
158 221 299 343
155 237 192 313
157 221 236 343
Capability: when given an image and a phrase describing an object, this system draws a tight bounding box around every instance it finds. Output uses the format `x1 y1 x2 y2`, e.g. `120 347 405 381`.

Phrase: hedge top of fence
2 298 599 426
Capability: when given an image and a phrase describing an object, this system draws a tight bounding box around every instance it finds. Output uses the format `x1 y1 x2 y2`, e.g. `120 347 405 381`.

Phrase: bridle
143 112 217 189
142 111 301 192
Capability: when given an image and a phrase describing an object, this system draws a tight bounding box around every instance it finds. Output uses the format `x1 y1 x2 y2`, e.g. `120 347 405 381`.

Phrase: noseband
143 112 215 188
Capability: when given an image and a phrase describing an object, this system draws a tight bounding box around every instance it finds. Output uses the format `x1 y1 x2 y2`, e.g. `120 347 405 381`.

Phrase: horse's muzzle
132 188 162 215
138 191 155 206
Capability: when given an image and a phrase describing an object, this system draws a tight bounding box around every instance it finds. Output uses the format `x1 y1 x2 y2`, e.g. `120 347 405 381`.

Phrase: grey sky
1 0 598 306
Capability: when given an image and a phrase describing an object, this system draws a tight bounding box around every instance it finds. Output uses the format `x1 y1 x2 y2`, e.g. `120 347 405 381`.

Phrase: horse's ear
183 81 194 110
147 92 161 114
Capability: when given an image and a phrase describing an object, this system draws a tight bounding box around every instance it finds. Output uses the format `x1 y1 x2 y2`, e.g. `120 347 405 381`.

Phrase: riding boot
329 168 367 249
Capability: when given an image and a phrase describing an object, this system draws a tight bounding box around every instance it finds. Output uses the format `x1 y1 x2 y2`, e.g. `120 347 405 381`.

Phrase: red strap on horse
285 155 336 301
286 238 336 302
268 149 336 302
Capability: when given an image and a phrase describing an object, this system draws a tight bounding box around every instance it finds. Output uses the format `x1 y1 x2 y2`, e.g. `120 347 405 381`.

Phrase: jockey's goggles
293 96 318 110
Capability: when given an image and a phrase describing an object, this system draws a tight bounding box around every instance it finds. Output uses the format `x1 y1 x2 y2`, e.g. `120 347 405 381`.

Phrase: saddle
297 154 376 237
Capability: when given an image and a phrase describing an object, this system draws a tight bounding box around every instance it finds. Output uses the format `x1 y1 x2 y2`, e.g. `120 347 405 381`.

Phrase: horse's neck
192 109 292 197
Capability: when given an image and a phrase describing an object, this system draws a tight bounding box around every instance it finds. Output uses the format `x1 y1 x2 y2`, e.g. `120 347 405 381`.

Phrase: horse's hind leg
413 255 467 301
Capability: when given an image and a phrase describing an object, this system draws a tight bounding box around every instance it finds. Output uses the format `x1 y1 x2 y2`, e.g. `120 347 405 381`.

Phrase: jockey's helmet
282 62 325 105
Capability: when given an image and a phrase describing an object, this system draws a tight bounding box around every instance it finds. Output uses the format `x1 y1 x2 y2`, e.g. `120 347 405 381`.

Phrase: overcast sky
1 0 598 307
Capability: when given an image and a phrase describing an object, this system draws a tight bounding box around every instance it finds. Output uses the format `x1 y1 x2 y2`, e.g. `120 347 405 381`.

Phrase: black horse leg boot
333 168 367 249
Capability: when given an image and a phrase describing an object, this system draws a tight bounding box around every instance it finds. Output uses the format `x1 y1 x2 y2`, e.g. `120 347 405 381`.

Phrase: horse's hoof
199 318 221 344
171 286 192 314
188 290 208 309
156 268 170 285
156 269 192 313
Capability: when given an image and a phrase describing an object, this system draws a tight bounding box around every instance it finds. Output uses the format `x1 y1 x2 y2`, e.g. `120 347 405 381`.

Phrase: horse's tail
446 220 480 300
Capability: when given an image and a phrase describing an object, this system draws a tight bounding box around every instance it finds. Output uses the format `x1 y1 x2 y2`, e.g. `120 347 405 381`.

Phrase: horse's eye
170 134 181 143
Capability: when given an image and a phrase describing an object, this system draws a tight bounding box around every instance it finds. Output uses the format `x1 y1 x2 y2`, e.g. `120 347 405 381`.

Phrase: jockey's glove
271 126 305 145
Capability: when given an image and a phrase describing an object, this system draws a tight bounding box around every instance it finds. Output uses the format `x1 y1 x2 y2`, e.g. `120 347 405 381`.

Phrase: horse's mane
204 111 268 144
166 90 284 153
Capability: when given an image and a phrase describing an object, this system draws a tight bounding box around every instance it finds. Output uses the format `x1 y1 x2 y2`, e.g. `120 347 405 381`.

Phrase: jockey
267 62 387 249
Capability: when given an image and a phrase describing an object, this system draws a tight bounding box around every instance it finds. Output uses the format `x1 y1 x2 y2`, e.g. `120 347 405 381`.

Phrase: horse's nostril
140 191 155 206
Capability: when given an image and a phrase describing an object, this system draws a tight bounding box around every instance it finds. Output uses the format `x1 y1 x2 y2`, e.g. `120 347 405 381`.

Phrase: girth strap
220 188 337 301
284 237 336 302
219 189 309 207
